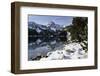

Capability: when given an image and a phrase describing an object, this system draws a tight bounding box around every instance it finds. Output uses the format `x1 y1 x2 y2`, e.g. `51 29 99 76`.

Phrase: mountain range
28 21 67 38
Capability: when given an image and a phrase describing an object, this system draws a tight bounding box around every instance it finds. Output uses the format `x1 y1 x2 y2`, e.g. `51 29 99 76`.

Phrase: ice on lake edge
40 42 87 61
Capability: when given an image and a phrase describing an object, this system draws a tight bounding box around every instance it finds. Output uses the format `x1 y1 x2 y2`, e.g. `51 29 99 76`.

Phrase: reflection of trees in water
28 36 67 50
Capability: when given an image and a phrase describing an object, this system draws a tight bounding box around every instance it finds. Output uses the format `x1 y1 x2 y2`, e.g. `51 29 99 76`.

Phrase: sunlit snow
40 42 87 60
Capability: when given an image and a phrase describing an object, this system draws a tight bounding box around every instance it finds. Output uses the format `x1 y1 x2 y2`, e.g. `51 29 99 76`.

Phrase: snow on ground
40 42 87 61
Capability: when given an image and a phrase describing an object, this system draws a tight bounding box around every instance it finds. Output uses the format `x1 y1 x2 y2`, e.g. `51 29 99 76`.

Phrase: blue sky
28 15 73 26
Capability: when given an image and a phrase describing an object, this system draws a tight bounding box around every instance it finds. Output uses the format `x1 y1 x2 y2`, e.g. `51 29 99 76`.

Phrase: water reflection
28 36 68 61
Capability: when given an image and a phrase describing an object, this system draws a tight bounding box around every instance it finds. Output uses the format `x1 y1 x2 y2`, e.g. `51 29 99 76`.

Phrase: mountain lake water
28 36 68 61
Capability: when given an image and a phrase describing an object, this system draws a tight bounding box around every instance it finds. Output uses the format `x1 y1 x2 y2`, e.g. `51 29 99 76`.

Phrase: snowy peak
47 21 55 27
47 21 62 31
28 21 39 29
28 21 47 30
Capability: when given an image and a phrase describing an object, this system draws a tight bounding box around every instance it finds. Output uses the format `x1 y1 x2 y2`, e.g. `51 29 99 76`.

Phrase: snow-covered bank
40 42 87 61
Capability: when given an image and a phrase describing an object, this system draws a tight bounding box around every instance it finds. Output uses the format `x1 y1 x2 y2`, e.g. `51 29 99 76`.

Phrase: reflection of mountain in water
28 37 67 60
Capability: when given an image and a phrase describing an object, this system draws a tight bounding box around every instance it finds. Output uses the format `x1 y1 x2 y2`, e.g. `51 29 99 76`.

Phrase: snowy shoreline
29 41 88 61
40 42 87 61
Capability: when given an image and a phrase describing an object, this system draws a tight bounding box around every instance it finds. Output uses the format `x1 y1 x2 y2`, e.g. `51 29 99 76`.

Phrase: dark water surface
28 36 67 61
